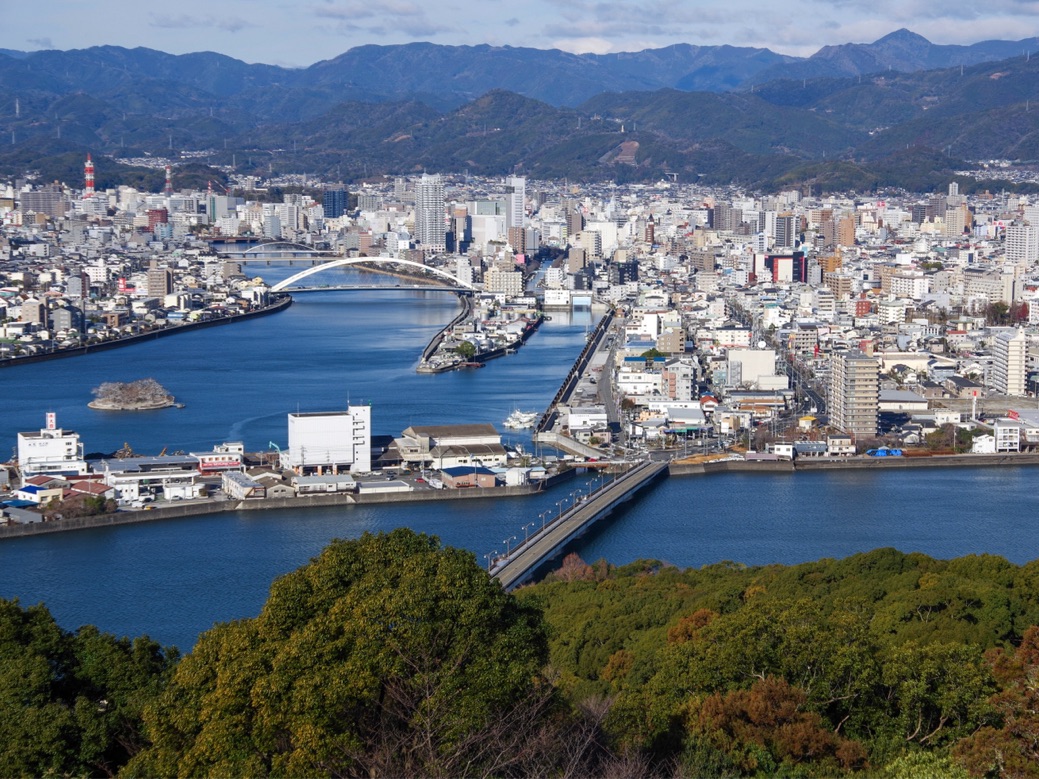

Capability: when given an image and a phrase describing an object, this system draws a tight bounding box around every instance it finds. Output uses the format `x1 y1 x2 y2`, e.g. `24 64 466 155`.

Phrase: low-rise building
16 413 88 484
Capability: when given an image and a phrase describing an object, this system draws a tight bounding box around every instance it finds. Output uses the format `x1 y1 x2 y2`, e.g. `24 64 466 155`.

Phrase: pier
491 459 668 590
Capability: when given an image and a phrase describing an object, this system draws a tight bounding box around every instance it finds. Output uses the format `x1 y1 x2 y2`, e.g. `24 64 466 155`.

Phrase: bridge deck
492 459 668 590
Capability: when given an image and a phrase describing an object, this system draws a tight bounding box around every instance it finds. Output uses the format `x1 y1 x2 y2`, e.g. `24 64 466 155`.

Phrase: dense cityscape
6 87 1039 779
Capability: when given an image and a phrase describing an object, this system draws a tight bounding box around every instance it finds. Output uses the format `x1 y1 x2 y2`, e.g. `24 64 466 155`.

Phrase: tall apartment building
829 349 879 440
20 184 68 220
322 188 348 219
414 174 446 253
775 213 797 249
991 328 1027 396
146 260 173 297
504 176 525 231
1005 220 1038 266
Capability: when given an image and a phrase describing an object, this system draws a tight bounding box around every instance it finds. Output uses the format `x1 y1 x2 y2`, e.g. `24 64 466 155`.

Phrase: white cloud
551 36 616 54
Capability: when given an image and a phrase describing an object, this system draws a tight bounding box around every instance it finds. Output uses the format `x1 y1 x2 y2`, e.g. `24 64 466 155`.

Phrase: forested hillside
3 533 1038 777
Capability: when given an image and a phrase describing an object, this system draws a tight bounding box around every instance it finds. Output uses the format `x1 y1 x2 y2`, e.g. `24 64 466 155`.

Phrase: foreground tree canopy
0 600 175 777
6 537 1039 777
127 528 551 778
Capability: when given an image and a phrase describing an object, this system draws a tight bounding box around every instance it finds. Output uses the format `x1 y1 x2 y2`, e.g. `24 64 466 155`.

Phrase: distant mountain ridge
2 31 1039 193
1 30 1037 107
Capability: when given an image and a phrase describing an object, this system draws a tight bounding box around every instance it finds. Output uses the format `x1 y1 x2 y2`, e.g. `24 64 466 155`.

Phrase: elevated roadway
492 459 668 590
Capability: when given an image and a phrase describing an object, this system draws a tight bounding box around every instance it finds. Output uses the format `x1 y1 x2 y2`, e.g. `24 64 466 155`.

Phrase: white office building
16 413 88 484
283 405 372 475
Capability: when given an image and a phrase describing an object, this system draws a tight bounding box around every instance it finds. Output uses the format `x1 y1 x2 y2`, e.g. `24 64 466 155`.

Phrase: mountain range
1 30 1038 193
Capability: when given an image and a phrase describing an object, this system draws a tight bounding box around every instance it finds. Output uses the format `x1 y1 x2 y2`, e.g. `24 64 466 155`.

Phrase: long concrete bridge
284 284 471 294
219 241 339 257
491 459 669 590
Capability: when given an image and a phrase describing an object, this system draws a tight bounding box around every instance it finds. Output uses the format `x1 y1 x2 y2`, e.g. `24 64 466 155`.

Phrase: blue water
1 266 1037 651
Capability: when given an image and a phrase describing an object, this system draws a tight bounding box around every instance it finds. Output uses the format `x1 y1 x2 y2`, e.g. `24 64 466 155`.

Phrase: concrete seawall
669 460 795 476
795 453 1039 470
669 453 1039 477
0 480 557 540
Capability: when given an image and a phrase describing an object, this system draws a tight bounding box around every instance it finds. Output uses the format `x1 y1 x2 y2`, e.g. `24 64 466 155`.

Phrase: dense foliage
520 548 1039 776
0 600 175 776
4 537 1039 777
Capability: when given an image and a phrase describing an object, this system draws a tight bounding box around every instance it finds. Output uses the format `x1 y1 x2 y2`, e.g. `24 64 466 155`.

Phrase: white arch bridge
269 257 476 293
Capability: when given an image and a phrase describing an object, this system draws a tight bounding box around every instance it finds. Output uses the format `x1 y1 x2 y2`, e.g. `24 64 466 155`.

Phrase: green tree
454 340 477 359
0 599 174 778
129 529 553 778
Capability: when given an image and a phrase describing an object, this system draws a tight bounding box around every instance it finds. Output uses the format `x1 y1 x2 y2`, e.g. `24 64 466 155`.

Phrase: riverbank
0 295 293 369
10 448 1037 541
0 470 580 540
668 451 1039 475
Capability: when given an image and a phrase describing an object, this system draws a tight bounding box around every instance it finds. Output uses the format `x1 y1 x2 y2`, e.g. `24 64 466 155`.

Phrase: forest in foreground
3 529 1038 777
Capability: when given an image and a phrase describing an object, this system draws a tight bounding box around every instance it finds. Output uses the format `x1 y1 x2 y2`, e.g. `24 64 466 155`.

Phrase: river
1 264 1037 652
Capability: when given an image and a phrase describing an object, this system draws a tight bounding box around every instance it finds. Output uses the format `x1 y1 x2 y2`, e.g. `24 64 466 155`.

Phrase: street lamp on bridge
484 550 498 572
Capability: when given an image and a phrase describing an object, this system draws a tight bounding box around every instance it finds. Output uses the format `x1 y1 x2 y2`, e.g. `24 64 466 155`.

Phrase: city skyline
2 0 1037 67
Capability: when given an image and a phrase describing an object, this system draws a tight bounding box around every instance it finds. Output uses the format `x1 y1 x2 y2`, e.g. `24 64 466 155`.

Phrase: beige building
829 349 879 440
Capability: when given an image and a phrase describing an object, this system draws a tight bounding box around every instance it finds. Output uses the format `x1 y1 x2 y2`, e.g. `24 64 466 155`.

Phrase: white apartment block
991 328 1028 396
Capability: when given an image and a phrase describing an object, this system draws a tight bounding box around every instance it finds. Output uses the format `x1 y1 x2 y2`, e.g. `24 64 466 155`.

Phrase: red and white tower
84 153 95 198
164 164 173 196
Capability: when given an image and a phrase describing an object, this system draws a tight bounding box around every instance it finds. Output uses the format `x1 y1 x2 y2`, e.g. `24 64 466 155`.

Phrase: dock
491 459 668 590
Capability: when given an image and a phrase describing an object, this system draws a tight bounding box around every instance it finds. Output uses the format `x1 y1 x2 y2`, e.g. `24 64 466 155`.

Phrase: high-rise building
504 176 525 230
991 328 1027 396
829 350 879 440
414 174 446 253
146 260 173 297
775 213 797 249
1005 220 1039 265
323 188 348 219
20 184 68 220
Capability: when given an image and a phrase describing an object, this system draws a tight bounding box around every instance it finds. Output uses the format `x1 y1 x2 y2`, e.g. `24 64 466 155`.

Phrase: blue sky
3 0 1038 66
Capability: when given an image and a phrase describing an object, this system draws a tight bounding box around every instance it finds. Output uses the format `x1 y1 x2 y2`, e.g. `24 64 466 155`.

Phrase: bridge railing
488 459 656 579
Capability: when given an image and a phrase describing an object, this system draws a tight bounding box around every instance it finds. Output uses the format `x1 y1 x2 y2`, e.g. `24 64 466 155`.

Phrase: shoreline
668 451 1039 475
0 479 559 540
5 451 1038 540
88 397 177 411
0 295 293 369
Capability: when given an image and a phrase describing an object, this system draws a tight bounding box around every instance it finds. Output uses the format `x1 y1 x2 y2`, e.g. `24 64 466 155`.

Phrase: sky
2 0 1038 66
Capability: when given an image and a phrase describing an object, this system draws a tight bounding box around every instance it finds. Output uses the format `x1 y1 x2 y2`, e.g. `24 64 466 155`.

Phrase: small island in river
88 378 180 410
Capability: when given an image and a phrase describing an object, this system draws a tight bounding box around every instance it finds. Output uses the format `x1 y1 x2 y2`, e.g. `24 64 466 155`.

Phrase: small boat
504 409 538 429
